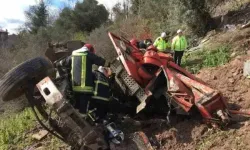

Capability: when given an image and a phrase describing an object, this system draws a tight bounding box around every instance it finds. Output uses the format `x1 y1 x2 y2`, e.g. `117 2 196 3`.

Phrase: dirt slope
152 55 250 150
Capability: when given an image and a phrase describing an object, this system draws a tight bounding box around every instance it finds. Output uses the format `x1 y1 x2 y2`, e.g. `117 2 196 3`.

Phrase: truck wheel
0 57 53 101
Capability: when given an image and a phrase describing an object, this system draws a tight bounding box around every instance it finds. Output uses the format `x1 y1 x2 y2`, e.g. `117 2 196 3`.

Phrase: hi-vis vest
171 35 187 51
71 50 93 93
92 71 110 101
153 37 171 52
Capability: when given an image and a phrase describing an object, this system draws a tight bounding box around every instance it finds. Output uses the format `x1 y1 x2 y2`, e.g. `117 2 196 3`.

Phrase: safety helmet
146 45 157 52
130 38 139 47
161 32 166 38
177 29 183 34
84 43 96 54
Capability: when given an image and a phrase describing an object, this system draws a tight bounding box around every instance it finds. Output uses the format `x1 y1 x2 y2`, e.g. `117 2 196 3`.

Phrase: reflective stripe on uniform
71 51 93 92
91 96 109 101
73 86 93 93
95 80 109 86
81 54 87 88
92 80 110 101
93 80 109 95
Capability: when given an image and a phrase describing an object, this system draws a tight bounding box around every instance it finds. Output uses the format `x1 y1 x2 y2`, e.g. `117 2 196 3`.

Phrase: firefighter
130 38 139 48
171 29 188 66
55 44 109 114
138 39 153 49
153 32 171 53
90 66 111 121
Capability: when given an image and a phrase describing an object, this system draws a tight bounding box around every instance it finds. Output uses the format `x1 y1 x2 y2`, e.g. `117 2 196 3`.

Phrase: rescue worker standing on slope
171 29 188 66
55 44 109 114
153 32 171 53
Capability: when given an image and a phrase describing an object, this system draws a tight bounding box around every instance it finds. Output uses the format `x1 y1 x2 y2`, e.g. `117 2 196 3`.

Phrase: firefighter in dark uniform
130 38 153 49
92 66 136 121
90 66 112 121
55 44 109 114
138 39 153 49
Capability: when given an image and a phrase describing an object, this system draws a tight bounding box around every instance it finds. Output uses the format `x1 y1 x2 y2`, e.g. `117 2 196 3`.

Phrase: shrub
182 45 231 73
87 25 116 62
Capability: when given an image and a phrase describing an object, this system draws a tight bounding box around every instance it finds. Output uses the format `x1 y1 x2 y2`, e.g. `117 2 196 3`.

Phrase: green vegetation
0 108 65 150
25 0 49 34
182 45 231 73
55 0 109 34
0 108 36 149
197 129 235 150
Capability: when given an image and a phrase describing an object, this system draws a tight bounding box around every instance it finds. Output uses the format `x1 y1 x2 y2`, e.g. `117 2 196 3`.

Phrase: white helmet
161 32 166 38
177 29 183 34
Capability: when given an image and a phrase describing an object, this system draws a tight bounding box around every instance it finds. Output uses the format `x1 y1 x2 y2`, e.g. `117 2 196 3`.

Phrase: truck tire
0 57 53 101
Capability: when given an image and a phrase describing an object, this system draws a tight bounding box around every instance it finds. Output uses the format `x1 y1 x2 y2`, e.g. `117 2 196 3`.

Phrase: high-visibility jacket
153 37 171 52
171 35 187 51
92 70 110 101
58 47 106 93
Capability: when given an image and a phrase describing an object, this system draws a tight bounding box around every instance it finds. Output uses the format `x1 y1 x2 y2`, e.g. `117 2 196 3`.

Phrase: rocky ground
154 55 250 150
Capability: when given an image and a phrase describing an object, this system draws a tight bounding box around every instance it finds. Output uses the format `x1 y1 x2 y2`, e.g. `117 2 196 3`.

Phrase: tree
72 0 109 32
55 7 76 32
55 0 109 33
129 0 213 37
25 0 49 34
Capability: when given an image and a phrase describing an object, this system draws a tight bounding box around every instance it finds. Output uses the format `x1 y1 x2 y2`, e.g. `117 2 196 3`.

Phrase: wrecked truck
0 32 248 149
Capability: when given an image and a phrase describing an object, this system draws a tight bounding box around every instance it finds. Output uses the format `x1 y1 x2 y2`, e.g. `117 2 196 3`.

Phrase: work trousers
174 51 184 66
90 99 109 121
74 92 92 114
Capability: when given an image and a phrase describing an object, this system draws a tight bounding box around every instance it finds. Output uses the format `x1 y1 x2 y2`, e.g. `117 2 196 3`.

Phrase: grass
0 108 36 150
182 45 231 74
0 108 66 150
196 129 235 150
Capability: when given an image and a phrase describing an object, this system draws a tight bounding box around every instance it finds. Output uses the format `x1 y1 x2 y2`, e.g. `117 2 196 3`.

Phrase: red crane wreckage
0 32 250 149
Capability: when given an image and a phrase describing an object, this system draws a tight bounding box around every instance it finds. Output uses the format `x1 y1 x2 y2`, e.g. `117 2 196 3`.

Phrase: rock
237 97 243 102
233 70 240 76
228 78 235 83
230 52 236 58
244 121 250 127
241 21 250 29
35 146 45 150
235 56 242 60
179 135 184 139
243 60 250 77
32 130 48 141
247 50 250 56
